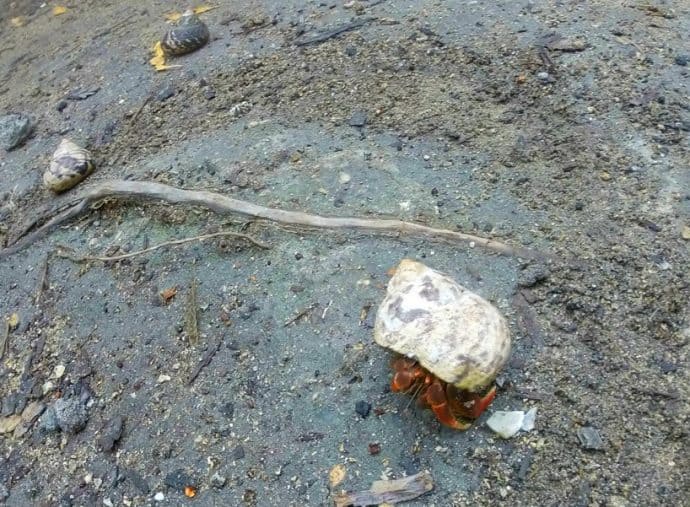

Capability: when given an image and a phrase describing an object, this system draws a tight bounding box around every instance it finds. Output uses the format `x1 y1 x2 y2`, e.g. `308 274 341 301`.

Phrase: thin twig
34 255 49 305
187 336 223 385
1 181 545 260
284 303 317 326
54 231 269 263
185 275 199 346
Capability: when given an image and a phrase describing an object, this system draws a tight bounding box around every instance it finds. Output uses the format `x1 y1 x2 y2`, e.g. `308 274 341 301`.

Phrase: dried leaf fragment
333 470 434 507
52 6 68 15
159 286 178 304
149 41 181 72
329 464 347 488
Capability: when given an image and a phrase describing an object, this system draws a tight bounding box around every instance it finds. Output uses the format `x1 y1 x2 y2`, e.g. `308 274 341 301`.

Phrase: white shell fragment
486 408 537 438
44 138 94 192
374 259 511 392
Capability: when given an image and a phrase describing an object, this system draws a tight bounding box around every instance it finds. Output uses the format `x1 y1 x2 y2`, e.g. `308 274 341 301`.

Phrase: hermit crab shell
43 139 94 193
374 259 511 392
161 11 209 56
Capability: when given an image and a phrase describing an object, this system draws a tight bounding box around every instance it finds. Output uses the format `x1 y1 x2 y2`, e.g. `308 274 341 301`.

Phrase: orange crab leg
425 381 472 430
450 385 497 420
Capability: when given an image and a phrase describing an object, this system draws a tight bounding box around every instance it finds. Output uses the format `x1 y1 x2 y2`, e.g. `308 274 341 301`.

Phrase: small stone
1 394 17 416
368 442 381 455
157 374 171 383
599 171 611 181
486 411 525 438
103 499 114 507
37 406 59 433
232 445 245 460
518 264 549 287
154 492 165 502
0 415 22 434
348 111 368 127
164 469 193 490
537 71 550 81
157 85 175 102
56 100 68 112
21 401 45 423
577 426 604 450
355 400 371 418
521 407 537 432
674 54 689 66
203 87 216 100
97 415 124 452
219 402 234 419
54 397 89 434
339 172 351 184
0 114 32 150
210 472 226 488
681 225 690 240
52 364 66 379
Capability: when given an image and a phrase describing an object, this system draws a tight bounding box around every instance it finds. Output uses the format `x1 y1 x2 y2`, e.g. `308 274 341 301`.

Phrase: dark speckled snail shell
44 139 94 193
161 10 209 56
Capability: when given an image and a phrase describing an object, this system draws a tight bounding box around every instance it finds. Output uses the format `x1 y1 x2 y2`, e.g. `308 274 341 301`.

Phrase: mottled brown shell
161 11 209 56
43 139 94 193
374 259 511 392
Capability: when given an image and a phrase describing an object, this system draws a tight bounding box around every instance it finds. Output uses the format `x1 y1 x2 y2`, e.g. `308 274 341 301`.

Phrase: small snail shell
161 11 209 56
44 139 94 193
374 259 511 393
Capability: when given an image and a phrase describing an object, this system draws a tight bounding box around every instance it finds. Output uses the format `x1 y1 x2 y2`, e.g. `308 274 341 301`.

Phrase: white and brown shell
161 11 209 56
374 259 511 392
44 139 94 193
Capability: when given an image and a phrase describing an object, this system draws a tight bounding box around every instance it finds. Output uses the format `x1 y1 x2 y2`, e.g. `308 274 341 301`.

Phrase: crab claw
425 381 472 430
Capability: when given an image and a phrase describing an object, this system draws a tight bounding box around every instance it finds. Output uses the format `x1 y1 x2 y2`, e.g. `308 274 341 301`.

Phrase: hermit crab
43 139 94 193
374 259 511 430
161 10 209 55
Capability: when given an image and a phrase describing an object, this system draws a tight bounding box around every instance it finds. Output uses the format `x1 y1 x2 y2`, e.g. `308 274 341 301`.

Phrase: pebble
157 85 175 102
537 71 550 81
164 469 194 489
203 88 216 100
355 400 371 418
348 111 368 127
0 113 32 150
210 472 226 488
220 402 234 419
54 397 89 434
233 445 245 459
674 54 689 66
577 426 604 450
154 492 165 502
36 406 60 433
0 415 21 434
97 415 124 452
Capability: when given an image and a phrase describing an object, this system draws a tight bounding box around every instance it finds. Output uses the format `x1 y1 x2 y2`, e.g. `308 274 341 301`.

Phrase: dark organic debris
296 19 372 47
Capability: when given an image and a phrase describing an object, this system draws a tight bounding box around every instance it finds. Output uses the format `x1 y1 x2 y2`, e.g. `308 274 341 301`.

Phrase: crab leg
426 381 472 430
450 385 497 420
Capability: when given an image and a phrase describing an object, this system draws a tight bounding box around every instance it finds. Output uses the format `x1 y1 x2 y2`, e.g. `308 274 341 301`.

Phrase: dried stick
1 180 545 260
54 231 269 263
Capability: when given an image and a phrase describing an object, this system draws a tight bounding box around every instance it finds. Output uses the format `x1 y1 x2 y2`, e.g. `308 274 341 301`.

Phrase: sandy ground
0 0 688 505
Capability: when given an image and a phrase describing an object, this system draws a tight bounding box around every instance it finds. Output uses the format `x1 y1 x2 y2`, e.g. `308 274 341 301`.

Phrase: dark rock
164 469 194 489
204 87 216 100
210 472 226 488
126 469 150 494
1 394 16 417
36 406 59 433
518 264 550 287
348 111 368 127
53 397 88 434
157 85 175 102
219 402 234 419
98 415 124 451
345 45 357 57
0 114 32 150
232 445 245 460
355 400 371 418
674 55 689 66
577 426 604 450
66 87 100 100
56 100 68 112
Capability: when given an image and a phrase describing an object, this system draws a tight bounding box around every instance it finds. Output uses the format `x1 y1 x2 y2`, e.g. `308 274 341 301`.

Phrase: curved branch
1 180 547 260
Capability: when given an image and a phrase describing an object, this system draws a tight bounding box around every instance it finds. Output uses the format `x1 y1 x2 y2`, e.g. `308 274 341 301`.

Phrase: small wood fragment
185 277 199 345
333 470 434 507
187 336 222 385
